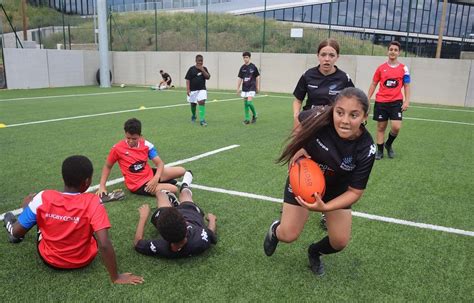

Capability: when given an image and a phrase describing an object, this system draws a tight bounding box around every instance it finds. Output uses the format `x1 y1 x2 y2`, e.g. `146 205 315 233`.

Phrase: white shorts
241 91 256 98
187 90 207 103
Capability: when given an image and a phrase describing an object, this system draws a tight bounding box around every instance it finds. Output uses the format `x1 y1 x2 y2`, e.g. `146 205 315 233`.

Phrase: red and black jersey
373 62 410 103
18 190 110 269
106 138 159 192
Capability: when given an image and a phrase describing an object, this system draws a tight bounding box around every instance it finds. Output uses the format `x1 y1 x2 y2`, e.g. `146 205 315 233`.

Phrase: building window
312 5 321 23
321 3 329 24
275 9 284 20
303 6 312 22
294 7 303 22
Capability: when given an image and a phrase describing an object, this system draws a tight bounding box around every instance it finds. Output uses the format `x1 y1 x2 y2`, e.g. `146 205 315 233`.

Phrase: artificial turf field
0 86 473 301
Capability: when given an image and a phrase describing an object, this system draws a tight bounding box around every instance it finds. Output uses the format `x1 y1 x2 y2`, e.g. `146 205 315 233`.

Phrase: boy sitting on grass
3 155 143 285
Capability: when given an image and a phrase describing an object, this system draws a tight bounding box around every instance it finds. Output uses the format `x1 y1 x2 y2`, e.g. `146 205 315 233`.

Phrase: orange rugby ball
289 158 326 203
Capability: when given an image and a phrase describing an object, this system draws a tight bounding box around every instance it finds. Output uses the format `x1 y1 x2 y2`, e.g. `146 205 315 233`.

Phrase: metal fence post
405 0 412 57
155 2 158 51
61 0 66 49
205 0 208 51
262 0 266 53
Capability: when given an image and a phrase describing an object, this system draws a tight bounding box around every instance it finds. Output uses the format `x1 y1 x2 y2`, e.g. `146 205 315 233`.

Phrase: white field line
2 95 267 128
0 90 143 102
0 144 240 220
404 117 474 126
2 157 472 237
2 88 472 113
264 94 474 113
189 184 474 237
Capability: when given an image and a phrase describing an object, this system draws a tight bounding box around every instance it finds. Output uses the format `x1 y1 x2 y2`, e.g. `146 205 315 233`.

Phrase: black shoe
386 145 395 158
375 150 384 160
100 189 126 204
242 120 250 125
162 190 179 207
3 212 23 243
251 116 257 124
263 220 280 256
308 244 325 276
319 214 327 231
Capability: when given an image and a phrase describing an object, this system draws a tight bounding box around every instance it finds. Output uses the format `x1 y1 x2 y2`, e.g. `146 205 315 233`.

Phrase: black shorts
131 168 178 196
151 202 204 229
283 177 351 209
373 100 403 121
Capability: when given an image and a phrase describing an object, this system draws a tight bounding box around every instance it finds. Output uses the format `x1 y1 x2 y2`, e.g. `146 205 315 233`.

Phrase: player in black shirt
134 176 217 259
292 39 354 129
185 55 211 126
158 70 173 90
264 87 376 276
237 51 261 125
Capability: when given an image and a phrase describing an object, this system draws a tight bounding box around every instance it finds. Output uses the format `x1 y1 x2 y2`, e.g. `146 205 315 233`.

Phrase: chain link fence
1 3 473 58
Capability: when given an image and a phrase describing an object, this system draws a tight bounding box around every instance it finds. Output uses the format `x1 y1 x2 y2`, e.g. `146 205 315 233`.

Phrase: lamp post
435 0 448 58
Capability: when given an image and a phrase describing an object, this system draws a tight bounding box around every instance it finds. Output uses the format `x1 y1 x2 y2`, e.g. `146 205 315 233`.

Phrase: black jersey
135 203 217 259
293 66 354 110
238 63 260 92
299 111 376 202
161 72 171 83
185 66 210 91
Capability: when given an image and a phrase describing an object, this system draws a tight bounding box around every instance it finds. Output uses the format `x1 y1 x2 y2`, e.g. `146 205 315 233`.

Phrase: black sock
308 236 340 256
386 132 397 147
377 143 384 153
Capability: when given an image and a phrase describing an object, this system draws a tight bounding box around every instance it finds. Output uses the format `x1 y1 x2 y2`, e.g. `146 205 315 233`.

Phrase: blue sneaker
191 116 196 123
200 120 208 127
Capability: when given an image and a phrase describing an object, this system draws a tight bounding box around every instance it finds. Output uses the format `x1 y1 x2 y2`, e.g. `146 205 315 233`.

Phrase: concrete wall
4 48 110 89
4 48 49 89
3 48 474 107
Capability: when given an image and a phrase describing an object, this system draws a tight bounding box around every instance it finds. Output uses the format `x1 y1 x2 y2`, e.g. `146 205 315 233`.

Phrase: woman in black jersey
264 87 376 276
292 38 354 129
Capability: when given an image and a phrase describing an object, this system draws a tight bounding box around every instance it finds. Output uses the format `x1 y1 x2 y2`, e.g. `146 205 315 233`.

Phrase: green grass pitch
0 86 473 301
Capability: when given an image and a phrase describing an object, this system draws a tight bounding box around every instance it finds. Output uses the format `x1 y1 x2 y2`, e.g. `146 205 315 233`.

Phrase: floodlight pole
435 0 448 58
262 0 266 53
98 0 111 87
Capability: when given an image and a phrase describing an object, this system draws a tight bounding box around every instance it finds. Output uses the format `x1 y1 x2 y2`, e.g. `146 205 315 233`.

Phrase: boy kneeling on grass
134 173 217 258
3 155 143 285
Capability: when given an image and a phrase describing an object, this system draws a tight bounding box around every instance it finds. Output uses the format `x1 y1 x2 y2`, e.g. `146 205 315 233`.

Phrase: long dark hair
278 87 369 164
